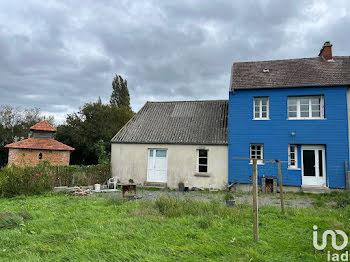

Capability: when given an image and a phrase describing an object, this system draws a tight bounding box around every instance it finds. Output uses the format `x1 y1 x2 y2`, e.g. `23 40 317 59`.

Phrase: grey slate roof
231 56 350 91
112 100 228 145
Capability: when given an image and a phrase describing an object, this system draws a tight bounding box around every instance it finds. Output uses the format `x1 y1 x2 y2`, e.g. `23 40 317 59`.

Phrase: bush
52 163 110 187
0 161 53 197
0 162 110 197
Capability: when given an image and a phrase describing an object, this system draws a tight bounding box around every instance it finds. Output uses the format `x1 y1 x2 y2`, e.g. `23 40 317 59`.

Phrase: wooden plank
345 161 349 191
277 160 285 215
252 159 259 242
232 157 288 163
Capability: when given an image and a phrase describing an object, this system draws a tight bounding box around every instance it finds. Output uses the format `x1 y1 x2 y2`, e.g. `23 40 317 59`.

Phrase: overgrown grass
0 211 32 230
137 187 163 191
0 193 348 261
313 191 350 208
155 194 235 217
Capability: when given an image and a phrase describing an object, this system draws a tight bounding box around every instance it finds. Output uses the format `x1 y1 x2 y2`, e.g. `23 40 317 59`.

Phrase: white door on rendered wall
147 149 167 183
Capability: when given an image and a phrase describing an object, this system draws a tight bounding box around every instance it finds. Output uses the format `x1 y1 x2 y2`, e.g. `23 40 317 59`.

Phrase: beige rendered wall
8 149 71 167
111 143 228 189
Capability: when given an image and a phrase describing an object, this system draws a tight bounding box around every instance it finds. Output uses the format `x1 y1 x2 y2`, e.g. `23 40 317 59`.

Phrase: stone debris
53 186 93 196
72 187 93 197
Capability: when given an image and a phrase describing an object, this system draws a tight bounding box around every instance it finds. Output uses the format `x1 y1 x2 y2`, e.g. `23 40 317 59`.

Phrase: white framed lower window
250 144 263 164
288 145 298 169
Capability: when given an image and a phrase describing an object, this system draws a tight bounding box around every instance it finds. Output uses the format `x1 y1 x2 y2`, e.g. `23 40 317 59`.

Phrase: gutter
230 83 350 92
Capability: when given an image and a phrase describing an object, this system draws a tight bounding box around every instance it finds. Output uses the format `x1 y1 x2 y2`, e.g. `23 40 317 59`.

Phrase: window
250 144 263 164
38 153 43 160
198 149 208 173
253 97 269 120
156 150 167 157
288 145 298 169
288 96 324 119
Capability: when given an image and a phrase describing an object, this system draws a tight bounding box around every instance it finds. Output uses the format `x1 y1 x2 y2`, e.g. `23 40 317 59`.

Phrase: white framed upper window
288 145 298 169
253 97 269 120
198 149 208 173
288 96 324 119
250 144 263 164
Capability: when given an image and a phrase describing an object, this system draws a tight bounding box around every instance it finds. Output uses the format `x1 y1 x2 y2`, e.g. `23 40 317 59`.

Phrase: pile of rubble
53 186 93 197
72 187 93 197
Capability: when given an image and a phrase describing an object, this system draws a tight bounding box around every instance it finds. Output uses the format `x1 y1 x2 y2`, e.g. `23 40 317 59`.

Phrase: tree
56 99 134 165
110 74 130 108
95 139 109 164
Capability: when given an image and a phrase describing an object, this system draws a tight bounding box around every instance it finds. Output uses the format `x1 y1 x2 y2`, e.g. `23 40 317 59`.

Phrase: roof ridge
30 120 56 132
147 99 228 103
233 56 350 65
233 56 323 64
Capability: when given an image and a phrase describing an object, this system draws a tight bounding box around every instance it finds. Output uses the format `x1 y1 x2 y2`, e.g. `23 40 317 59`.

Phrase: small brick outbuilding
5 120 74 167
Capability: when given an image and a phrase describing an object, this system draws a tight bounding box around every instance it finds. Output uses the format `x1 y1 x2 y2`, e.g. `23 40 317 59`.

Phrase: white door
147 149 167 183
301 145 326 186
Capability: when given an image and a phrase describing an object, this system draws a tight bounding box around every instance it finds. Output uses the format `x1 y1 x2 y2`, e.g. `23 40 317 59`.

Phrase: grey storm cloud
0 0 349 122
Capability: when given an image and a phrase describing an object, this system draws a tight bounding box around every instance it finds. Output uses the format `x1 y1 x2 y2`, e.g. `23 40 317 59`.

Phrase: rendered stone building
111 100 228 190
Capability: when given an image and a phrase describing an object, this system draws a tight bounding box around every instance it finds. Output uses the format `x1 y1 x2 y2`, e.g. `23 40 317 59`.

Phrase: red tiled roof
30 121 56 132
5 138 75 151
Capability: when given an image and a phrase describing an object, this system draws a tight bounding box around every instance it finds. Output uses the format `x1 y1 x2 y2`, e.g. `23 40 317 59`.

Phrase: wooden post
252 159 259 242
345 161 349 191
277 160 285 215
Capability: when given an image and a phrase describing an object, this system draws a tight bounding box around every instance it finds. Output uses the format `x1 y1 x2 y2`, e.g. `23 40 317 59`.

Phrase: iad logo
313 225 349 261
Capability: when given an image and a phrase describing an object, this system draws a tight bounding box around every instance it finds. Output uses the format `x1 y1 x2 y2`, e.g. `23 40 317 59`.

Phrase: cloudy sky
0 0 349 123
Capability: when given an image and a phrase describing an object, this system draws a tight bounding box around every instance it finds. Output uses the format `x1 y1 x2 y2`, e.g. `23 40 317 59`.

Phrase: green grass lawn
0 192 349 261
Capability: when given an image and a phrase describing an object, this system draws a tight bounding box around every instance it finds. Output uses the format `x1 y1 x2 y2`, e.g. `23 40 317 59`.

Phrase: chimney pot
318 41 333 60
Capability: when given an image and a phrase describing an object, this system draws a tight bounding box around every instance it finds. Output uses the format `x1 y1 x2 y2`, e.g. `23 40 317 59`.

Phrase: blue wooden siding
228 86 349 188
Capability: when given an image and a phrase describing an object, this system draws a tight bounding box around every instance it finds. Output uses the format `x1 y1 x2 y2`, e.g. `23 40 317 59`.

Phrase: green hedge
0 161 110 197
52 164 111 187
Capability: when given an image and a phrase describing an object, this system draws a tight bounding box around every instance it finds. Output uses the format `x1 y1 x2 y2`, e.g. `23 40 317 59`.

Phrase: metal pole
277 160 285 215
252 159 259 242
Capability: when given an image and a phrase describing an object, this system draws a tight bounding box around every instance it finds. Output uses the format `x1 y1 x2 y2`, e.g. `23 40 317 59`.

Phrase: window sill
288 167 301 170
249 162 264 165
287 118 327 120
252 118 270 121
194 173 211 177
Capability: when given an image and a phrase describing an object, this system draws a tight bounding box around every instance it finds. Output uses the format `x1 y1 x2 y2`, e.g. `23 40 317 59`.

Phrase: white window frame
253 97 269 120
250 144 264 164
288 145 298 169
287 96 324 120
198 149 208 173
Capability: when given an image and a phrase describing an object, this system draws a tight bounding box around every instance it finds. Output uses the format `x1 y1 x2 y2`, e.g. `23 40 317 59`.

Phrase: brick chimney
318 41 333 60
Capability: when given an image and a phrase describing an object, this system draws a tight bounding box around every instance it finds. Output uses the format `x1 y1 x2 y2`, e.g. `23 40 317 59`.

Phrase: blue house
229 42 350 191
